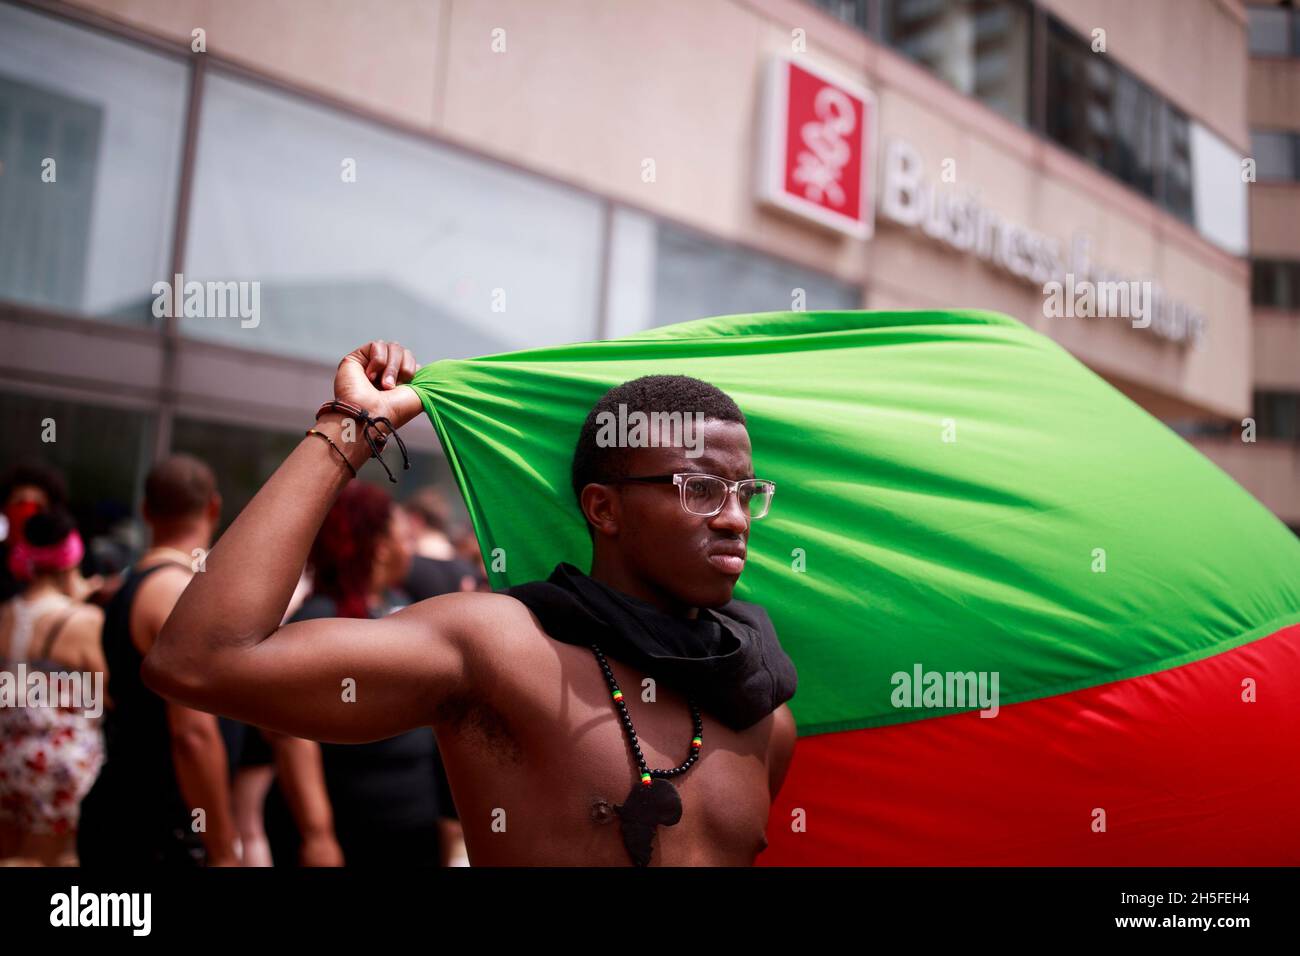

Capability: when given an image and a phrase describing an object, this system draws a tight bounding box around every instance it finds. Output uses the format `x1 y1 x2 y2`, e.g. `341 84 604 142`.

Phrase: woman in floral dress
0 509 106 865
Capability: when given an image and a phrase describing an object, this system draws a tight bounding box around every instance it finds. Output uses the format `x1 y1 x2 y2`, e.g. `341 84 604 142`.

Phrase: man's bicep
212 592 511 744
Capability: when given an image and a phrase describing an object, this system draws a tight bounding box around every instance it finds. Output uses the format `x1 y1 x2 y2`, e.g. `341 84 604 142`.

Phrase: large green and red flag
408 309 1300 865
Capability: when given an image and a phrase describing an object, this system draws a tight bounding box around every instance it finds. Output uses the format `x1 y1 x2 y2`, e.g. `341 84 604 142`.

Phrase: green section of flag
410 310 1300 736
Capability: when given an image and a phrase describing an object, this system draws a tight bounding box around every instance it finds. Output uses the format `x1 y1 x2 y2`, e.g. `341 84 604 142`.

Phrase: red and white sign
757 55 876 240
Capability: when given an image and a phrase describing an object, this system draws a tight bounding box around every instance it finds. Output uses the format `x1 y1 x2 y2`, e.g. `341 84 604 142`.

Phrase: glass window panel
883 0 1031 125
0 387 154 549
809 0 873 31
1247 6 1292 56
168 418 299 535
170 416 465 536
1158 103 1194 224
652 222 861 327
1251 260 1300 309
1254 391 1300 441
1110 69 1157 196
1046 18 1109 168
180 73 604 364
0 3 187 322
1046 15 1188 208
1251 130 1296 181
1251 260 1274 307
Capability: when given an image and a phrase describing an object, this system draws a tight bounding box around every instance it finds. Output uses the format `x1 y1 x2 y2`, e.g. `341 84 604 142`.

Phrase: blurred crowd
0 456 485 866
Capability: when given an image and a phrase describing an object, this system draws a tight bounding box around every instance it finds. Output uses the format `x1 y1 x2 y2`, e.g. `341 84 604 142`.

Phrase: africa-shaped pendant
614 777 683 867
587 642 701 867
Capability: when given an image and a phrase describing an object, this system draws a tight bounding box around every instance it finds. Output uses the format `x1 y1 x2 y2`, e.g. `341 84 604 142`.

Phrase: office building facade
1 0 1291 534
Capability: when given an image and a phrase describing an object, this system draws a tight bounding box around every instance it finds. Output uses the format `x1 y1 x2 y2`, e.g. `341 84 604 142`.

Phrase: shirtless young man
143 340 798 866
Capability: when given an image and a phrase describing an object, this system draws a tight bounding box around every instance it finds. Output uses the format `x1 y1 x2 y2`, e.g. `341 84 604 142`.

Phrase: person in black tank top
77 454 235 866
77 560 206 865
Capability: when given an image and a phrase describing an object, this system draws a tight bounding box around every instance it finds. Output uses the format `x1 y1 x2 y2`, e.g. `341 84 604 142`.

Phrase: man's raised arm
142 341 517 743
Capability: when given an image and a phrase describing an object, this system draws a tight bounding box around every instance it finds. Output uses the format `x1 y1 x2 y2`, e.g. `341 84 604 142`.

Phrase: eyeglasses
611 472 776 519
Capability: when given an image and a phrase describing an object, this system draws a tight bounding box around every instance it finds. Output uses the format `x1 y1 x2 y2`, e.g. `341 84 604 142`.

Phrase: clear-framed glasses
612 472 776 519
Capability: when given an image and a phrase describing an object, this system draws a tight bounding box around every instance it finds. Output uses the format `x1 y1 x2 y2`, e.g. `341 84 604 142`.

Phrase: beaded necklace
588 643 703 866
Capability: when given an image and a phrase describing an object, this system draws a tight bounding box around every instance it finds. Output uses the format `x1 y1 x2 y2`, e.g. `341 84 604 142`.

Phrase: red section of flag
760 622 1300 865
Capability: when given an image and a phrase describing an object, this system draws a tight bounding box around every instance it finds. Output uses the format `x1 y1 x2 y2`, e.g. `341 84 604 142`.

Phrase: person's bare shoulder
130 564 193 654
397 591 550 739
48 603 105 672
398 590 549 679
398 590 539 638
67 601 105 649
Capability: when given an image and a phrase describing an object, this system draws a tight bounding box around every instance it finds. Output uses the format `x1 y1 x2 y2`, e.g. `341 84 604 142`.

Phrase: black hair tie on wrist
315 399 412 483
305 428 358 478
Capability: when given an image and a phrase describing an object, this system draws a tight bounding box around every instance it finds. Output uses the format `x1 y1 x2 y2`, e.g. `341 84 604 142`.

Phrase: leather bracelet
316 398 382 432
314 399 410 483
305 427 357 478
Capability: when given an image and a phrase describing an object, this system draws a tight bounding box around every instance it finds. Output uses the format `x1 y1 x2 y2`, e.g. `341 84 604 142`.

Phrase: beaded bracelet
305 427 358 478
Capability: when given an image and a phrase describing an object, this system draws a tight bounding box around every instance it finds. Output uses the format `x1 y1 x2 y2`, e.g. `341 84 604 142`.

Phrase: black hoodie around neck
503 562 797 731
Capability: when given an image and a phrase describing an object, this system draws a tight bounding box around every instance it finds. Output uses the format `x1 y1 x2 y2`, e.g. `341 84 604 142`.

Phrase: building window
1251 130 1300 181
809 0 873 32
1254 391 1300 442
1158 103 1195 224
1045 16 1197 223
602 209 862 336
808 2 1226 233
0 387 155 543
0 3 188 323
881 0 1032 125
169 418 299 533
1246 4 1300 57
1252 260 1300 310
805 1 1033 125
170 417 459 533
179 72 605 365
1108 67 1159 197
651 221 862 328
807 1 1225 232
1045 17 1149 192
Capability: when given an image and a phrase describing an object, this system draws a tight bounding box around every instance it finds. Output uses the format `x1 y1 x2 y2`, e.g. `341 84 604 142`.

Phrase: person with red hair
309 482 408 620
262 482 462 866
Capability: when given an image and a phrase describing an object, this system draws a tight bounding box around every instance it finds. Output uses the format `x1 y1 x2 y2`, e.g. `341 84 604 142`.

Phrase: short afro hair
1 461 67 509
570 374 746 521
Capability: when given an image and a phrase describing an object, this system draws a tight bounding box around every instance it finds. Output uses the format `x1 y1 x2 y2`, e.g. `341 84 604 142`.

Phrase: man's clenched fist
333 340 423 430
